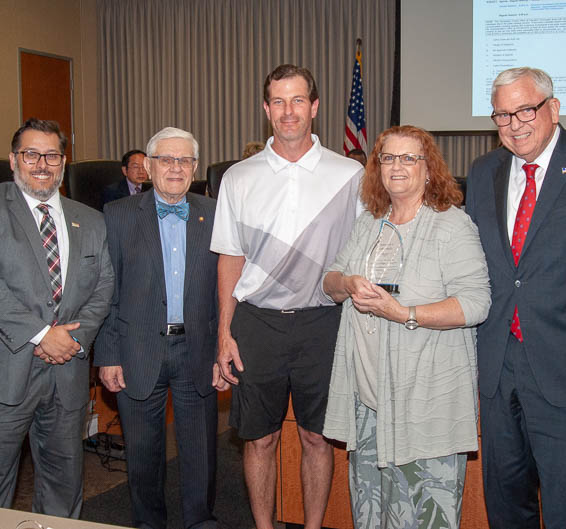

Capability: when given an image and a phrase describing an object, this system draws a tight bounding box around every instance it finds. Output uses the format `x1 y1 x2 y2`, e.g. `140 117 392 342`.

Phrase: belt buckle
167 324 179 335
281 309 295 314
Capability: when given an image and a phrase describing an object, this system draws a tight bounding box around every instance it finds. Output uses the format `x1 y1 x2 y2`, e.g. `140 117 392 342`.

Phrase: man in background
0 118 113 517
346 148 367 166
242 141 265 159
211 64 362 529
466 67 566 529
101 149 150 205
96 127 219 529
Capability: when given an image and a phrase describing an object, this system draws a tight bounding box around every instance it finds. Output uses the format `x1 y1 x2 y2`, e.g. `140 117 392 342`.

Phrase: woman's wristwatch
405 306 419 330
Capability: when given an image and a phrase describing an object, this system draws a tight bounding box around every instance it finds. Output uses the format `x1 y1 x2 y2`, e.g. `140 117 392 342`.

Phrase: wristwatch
405 306 419 330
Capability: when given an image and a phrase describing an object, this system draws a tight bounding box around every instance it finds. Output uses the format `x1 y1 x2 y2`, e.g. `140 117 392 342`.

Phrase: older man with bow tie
95 127 219 529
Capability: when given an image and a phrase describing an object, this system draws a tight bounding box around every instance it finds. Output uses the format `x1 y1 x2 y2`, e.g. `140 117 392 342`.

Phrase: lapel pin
72 222 80 228
562 168 566 174
199 216 204 222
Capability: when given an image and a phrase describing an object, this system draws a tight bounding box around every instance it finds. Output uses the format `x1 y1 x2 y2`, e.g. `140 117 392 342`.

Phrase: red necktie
510 163 538 342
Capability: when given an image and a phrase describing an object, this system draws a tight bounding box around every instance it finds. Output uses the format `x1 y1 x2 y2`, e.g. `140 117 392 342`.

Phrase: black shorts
229 301 342 440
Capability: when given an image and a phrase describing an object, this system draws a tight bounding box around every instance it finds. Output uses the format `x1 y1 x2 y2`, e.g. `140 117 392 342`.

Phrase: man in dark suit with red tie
466 67 566 529
95 127 219 529
101 149 151 206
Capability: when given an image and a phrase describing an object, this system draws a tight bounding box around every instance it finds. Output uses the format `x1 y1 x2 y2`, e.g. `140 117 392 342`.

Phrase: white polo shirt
210 135 363 310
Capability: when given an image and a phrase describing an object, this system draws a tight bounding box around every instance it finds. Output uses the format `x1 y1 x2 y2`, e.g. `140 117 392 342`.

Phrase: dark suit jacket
466 125 566 406
0 182 114 409
94 190 218 399
101 179 151 206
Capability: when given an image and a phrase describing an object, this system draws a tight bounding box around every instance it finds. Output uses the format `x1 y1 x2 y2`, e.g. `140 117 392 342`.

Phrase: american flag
343 41 367 155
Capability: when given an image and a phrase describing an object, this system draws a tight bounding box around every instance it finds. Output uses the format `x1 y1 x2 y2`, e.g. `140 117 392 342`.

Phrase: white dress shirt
506 126 560 241
21 190 70 344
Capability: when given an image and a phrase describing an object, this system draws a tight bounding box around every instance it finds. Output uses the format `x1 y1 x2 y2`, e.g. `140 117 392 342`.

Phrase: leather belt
166 323 185 335
280 307 321 314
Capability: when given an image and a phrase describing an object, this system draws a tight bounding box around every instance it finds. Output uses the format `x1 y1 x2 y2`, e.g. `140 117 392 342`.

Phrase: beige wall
0 0 99 161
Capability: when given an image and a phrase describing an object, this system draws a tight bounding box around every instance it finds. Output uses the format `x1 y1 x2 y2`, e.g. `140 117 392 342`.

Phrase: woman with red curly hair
322 125 491 528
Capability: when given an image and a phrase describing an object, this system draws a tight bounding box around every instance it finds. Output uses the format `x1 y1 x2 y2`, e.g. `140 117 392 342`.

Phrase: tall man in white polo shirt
211 64 363 529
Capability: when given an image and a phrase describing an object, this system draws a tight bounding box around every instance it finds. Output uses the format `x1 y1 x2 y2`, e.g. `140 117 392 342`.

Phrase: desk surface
0 509 130 529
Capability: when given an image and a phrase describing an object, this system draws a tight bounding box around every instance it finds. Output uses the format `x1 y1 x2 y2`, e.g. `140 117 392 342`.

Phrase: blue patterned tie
155 201 190 221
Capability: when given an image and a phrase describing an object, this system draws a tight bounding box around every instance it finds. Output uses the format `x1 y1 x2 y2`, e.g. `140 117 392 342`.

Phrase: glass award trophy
365 219 404 296
364 219 404 334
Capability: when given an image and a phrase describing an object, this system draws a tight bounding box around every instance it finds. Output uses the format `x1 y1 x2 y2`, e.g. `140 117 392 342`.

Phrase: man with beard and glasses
0 118 114 517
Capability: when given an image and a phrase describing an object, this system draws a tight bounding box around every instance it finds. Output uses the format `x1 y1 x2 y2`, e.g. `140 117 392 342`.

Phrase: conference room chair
206 160 239 199
188 179 207 196
0 158 13 183
64 159 123 211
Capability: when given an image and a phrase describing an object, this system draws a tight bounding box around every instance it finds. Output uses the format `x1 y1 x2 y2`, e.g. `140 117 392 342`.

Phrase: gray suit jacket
94 190 218 399
0 182 114 410
466 125 566 406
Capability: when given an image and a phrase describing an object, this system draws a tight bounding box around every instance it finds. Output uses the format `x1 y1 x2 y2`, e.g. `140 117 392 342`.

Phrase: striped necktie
37 204 63 319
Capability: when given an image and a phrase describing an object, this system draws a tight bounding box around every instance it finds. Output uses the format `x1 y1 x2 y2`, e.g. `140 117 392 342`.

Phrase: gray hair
146 127 199 159
491 67 554 104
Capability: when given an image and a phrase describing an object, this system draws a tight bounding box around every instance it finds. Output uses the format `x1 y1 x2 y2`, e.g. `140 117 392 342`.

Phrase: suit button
160 331 165 337
515 280 521 288
162 300 167 306
47 300 54 307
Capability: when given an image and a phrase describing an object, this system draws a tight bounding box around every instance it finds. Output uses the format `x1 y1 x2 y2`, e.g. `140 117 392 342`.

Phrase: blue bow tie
156 201 190 221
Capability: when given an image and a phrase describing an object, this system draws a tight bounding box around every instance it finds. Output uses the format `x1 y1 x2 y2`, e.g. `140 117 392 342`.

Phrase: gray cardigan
322 206 491 467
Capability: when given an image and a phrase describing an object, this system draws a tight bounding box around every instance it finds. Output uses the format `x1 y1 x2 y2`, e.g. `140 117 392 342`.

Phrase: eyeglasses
378 153 426 166
15 150 64 166
491 97 549 127
150 155 196 168
128 164 146 172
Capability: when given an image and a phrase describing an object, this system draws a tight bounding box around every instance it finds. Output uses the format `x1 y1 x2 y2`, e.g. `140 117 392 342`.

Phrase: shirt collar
126 178 138 194
512 125 560 174
153 189 187 206
264 134 322 173
21 189 63 215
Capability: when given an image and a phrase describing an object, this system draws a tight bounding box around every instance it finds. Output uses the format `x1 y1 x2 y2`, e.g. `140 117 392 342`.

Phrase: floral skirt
350 400 467 529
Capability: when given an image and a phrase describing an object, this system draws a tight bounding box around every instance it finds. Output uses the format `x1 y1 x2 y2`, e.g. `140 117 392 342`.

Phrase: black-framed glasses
15 150 64 166
491 97 549 127
378 153 426 166
150 155 196 169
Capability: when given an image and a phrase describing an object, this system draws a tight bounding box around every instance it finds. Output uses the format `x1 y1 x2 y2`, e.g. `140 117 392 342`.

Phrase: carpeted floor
81 429 253 529
11 393 287 529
